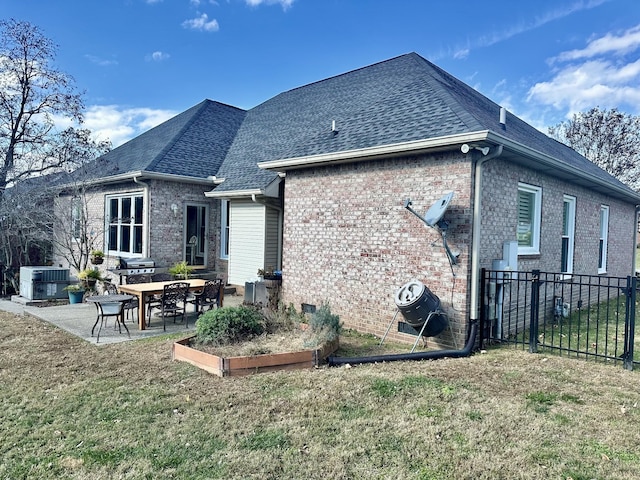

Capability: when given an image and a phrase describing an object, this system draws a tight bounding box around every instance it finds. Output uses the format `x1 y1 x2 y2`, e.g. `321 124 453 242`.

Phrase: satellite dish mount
404 192 459 271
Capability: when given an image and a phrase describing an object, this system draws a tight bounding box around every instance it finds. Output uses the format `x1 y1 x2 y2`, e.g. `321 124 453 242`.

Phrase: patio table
118 279 208 330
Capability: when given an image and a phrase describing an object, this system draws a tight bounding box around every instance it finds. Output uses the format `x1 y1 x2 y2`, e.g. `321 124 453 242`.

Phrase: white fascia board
257 132 490 170
70 170 216 187
205 188 264 199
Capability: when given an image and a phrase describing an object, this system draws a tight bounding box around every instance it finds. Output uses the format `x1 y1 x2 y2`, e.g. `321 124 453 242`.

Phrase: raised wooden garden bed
172 336 339 377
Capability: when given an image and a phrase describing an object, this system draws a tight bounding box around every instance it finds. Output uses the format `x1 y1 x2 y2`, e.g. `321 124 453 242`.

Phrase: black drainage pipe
327 321 478 367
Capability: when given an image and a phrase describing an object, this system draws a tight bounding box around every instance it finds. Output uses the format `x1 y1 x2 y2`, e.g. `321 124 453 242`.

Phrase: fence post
623 275 636 371
529 270 540 353
479 268 486 350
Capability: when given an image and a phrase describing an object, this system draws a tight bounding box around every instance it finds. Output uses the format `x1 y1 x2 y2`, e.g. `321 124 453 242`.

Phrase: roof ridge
262 52 418 102
145 100 212 171
410 55 490 132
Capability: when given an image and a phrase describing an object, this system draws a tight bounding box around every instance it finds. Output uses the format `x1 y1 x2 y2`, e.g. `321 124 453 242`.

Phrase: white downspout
469 145 503 321
133 175 150 258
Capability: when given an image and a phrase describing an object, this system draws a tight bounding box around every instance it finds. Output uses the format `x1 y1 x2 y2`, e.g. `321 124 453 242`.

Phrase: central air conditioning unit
19 266 70 300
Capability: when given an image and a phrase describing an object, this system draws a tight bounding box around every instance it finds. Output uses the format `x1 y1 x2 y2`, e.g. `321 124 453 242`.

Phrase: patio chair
145 273 174 325
148 282 190 331
103 280 138 323
91 299 130 343
187 278 222 314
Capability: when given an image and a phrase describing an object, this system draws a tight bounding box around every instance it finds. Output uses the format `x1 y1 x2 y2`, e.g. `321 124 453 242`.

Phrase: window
598 205 609 273
220 200 230 259
106 193 144 255
71 197 83 241
561 195 576 274
517 183 542 255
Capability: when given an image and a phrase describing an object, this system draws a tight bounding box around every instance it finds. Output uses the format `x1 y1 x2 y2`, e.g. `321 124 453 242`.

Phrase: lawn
1 311 640 479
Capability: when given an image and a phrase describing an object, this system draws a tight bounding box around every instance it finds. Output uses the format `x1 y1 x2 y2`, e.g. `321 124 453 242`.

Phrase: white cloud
182 13 220 32
554 24 640 62
82 105 177 147
146 51 170 62
528 24 640 117
446 0 610 57
245 0 294 10
84 54 118 67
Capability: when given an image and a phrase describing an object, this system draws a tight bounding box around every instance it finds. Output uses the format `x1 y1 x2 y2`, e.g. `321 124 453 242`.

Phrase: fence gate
479 269 638 371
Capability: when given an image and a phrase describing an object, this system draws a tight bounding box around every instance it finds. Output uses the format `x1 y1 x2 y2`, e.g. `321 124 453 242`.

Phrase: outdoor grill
115 257 156 276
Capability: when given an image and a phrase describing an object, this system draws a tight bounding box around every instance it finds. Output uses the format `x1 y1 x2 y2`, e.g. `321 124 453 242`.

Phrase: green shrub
304 302 342 348
195 306 264 346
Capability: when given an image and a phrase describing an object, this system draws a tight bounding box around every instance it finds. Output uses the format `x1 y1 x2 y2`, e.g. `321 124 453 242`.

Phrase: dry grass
1 310 640 479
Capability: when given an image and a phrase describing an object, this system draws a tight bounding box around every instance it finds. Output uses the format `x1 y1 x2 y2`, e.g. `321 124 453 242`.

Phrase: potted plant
90 249 105 265
78 268 103 290
169 260 194 280
63 284 85 304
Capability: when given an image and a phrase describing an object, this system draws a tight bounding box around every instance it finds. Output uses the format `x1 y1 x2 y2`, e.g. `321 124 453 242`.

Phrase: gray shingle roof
87 99 245 181
216 52 636 197
89 52 636 200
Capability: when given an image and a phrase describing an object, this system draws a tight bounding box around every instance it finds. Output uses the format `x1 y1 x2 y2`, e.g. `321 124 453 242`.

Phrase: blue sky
3 0 640 147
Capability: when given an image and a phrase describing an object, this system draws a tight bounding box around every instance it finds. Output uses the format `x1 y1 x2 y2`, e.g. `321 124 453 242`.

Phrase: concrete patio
0 294 244 346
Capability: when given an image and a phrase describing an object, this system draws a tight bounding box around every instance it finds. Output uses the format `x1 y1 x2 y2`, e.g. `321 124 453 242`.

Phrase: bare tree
548 107 640 189
0 18 84 206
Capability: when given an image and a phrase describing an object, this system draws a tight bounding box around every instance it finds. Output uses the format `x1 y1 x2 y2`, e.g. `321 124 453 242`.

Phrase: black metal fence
479 269 638 371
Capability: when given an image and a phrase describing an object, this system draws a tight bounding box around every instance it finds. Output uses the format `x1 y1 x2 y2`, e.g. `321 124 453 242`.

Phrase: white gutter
257 128 640 204
69 170 218 188
469 145 503 321
205 188 264 198
258 132 490 170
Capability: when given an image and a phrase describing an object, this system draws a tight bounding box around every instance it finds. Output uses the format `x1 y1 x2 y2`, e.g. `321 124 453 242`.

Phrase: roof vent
331 120 338 135
499 107 506 129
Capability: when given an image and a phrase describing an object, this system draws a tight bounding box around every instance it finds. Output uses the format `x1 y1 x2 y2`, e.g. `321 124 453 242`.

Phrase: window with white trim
598 205 609 273
106 193 144 255
561 195 576 274
71 197 83 241
220 200 230 259
517 183 542 255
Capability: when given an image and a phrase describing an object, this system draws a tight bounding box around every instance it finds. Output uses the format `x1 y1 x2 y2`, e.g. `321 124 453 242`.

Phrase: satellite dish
424 192 454 227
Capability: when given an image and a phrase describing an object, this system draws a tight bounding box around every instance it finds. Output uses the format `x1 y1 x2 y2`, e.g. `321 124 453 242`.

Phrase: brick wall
480 159 636 277
280 152 637 348
281 152 473 348
52 179 228 279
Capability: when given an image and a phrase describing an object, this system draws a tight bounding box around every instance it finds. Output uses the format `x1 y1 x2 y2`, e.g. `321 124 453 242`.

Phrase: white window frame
517 183 542 256
220 199 230 260
598 205 609 274
561 195 576 275
71 197 83 241
105 192 145 257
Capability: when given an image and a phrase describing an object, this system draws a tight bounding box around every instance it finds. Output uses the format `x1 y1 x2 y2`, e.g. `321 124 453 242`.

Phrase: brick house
58 52 640 346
